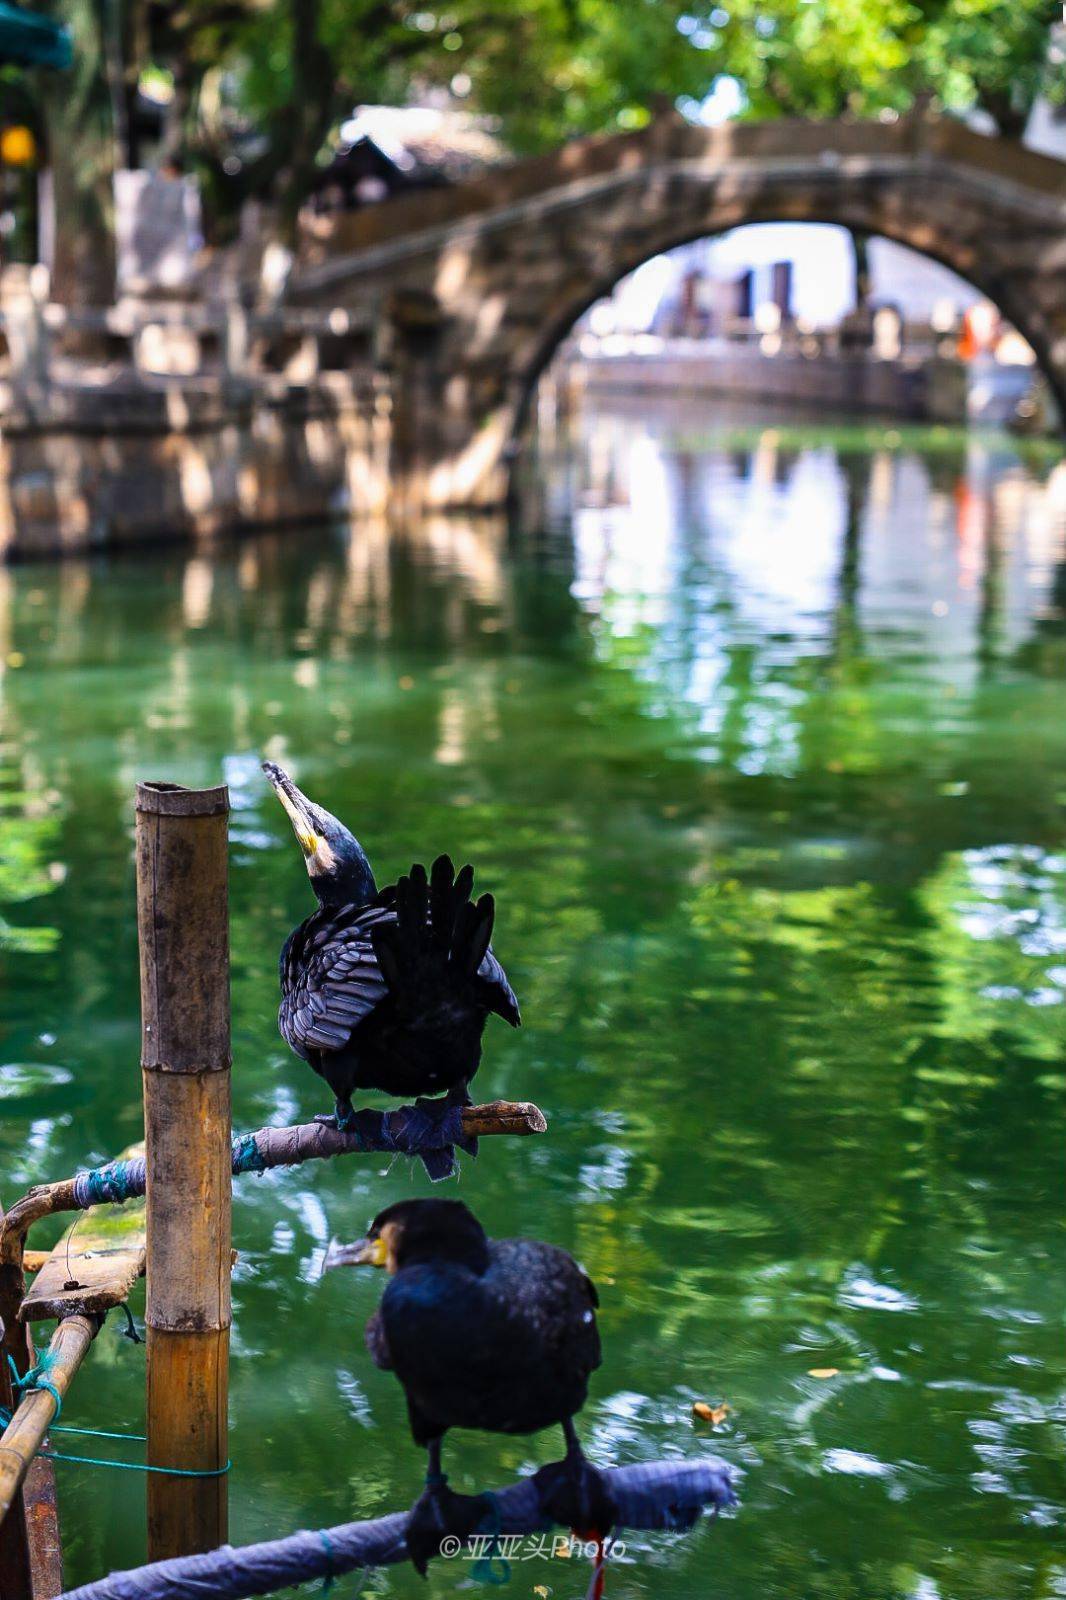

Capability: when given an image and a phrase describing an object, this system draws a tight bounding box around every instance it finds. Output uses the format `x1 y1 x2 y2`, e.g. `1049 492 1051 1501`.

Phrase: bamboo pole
136 782 231 1561
0 1347 35 1597
0 1317 96 1535
0 1196 39 1600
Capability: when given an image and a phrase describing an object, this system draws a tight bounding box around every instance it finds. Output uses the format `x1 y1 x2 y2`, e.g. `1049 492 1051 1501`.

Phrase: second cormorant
264 761 519 1126
329 1197 615 1571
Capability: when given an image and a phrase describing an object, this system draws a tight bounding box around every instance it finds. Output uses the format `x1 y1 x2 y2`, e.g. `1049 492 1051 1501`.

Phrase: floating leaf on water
693 1401 730 1425
807 1367 841 1379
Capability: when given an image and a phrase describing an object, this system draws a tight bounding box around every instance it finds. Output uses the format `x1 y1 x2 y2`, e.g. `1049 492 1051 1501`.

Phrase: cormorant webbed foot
404 1478 492 1577
533 1426 616 1538
411 1091 465 1131
410 1087 477 1174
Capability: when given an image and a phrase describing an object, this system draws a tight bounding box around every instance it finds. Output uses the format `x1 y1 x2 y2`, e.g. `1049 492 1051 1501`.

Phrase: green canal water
1 401 1064 1598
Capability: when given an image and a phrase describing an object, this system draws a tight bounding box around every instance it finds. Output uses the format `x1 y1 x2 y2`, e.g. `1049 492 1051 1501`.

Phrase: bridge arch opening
513 219 1057 457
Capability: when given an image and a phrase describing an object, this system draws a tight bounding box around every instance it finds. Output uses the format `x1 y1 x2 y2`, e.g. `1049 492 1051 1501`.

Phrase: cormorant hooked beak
262 761 324 859
263 758 377 907
323 1235 390 1270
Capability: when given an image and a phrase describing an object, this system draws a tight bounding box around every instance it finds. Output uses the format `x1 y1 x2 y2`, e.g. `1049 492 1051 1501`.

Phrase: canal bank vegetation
664 419 1066 466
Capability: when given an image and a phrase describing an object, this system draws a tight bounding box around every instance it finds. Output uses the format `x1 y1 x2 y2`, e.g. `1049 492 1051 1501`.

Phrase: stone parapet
0 374 391 559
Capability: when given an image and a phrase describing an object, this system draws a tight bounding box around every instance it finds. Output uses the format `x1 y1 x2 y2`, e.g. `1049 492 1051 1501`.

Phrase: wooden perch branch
245 1100 546 1169
0 1101 547 1310
459 1101 547 1137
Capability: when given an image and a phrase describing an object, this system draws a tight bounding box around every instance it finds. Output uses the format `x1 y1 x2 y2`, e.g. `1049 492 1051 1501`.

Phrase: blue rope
74 1157 146 1208
231 1132 268 1174
319 1530 335 1596
41 1423 146 1442
76 1132 268 1202
1 1357 229 1480
471 1491 511 1586
7 1352 63 1420
40 1450 231 1478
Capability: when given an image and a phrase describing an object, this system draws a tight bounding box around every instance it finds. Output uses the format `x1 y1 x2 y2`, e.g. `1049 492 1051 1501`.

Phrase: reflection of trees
1013 549 1066 679
0 793 62 956
831 454 866 670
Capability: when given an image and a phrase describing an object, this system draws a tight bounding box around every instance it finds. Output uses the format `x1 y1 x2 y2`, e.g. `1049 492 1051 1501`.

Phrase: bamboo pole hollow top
135 783 230 818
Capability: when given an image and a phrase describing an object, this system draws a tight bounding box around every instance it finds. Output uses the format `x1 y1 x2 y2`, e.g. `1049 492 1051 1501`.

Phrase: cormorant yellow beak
262 760 322 859
323 1235 389 1270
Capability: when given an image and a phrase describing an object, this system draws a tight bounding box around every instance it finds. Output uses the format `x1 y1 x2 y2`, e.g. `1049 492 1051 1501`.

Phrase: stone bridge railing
295 112 1066 290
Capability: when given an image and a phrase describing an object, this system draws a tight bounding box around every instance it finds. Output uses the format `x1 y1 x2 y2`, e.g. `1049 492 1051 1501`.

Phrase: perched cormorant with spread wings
264 762 519 1126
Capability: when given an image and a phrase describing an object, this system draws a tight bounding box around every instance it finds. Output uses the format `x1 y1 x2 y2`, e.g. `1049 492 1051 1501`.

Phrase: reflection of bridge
293 113 1066 507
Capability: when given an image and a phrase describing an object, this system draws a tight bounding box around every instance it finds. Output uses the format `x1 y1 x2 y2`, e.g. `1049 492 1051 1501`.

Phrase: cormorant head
263 761 377 909
326 1198 490 1276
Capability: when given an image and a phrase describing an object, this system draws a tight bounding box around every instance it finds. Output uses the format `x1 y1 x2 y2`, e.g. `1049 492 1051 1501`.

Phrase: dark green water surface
1 401 1064 1598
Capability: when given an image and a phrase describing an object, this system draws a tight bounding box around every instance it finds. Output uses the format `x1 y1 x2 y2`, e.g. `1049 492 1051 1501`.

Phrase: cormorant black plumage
264 763 519 1124
330 1198 615 1571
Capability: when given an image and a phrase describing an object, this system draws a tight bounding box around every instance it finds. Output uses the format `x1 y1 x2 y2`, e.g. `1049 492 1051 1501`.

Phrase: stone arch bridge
292 114 1066 507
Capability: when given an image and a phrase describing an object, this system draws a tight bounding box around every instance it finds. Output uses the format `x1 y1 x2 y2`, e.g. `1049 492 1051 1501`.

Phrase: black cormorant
329 1197 615 1571
264 762 519 1126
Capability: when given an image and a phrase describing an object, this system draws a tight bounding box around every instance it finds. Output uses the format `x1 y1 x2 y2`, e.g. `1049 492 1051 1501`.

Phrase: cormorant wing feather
279 904 393 1060
279 888 519 1063
477 949 521 1026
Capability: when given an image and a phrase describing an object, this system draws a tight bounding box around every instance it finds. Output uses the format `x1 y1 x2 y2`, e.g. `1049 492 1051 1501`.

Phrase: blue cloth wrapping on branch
74 1159 148 1208
71 1103 475 1209
59 1458 736 1600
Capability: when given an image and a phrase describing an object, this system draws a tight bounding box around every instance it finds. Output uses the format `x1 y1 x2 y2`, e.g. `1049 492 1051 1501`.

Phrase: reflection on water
1 401 1065 1597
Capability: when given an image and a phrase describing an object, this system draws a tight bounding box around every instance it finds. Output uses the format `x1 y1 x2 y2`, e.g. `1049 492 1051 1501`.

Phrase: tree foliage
701 0 1061 135
5 0 1063 274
